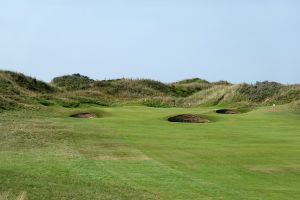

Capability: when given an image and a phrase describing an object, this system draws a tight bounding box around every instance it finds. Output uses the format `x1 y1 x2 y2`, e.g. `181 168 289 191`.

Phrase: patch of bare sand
70 113 97 118
168 114 209 123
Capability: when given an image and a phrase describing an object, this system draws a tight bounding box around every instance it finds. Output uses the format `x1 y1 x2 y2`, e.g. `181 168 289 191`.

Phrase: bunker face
168 114 209 123
70 113 97 118
216 109 240 114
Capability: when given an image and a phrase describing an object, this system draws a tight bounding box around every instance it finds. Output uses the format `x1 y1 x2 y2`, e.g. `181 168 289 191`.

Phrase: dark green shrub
93 79 166 97
175 78 209 84
138 79 171 93
51 74 94 90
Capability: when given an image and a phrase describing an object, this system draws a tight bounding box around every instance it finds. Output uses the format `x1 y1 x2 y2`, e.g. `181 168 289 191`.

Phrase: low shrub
51 74 94 90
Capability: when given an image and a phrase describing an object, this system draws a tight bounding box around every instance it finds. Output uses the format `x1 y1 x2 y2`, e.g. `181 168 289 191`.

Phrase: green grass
1 104 300 199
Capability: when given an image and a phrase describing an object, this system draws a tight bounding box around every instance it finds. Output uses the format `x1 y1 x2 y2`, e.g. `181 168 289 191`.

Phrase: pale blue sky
0 0 299 83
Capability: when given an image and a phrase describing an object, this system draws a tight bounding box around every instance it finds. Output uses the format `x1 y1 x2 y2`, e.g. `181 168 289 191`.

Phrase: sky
0 0 299 83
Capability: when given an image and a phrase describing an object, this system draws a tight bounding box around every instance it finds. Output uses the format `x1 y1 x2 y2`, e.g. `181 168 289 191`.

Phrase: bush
93 79 166 97
175 78 209 84
51 74 94 90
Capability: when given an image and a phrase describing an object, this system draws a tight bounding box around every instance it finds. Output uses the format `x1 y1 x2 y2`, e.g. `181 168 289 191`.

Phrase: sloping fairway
1 105 300 199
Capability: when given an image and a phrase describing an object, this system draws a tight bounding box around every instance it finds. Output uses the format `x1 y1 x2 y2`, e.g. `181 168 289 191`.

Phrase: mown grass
1 104 300 199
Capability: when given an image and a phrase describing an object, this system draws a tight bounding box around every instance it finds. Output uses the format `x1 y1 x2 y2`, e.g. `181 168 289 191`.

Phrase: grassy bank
1 70 300 112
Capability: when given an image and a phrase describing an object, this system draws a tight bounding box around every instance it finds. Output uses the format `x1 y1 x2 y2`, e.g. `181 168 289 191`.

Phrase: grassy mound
182 82 300 107
1 70 299 110
0 70 56 111
1 70 55 93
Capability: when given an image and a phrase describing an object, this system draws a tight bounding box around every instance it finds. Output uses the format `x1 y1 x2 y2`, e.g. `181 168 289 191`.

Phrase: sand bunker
168 114 209 123
216 109 240 114
70 113 97 118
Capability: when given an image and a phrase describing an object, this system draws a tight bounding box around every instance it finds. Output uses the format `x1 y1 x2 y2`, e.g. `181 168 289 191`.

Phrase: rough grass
0 70 55 93
1 105 300 199
0 70 299 112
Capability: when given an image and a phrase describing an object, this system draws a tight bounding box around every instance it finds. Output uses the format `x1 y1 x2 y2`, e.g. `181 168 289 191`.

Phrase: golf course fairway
1 105 299 200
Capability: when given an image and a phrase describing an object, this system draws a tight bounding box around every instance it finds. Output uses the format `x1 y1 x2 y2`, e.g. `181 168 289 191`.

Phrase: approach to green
1 104 299 199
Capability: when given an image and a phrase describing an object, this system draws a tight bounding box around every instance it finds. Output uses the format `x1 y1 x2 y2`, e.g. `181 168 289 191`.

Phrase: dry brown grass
0 191 26 200
15 192 26 200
